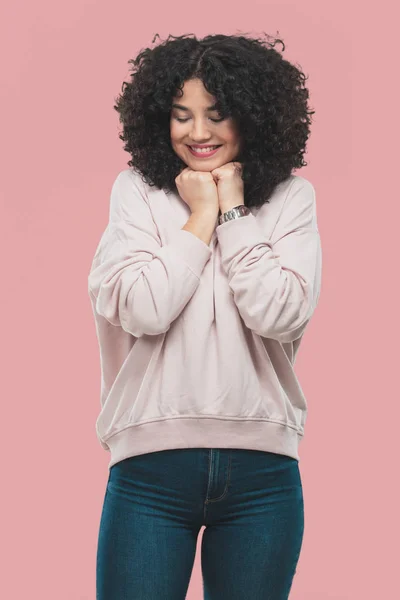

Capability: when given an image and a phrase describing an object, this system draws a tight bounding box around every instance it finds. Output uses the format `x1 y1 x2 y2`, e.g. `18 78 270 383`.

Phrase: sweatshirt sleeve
88 170 212 337
215 177 322 343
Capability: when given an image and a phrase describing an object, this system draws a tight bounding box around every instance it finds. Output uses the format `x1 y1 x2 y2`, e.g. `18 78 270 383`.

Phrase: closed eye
174 117 225 123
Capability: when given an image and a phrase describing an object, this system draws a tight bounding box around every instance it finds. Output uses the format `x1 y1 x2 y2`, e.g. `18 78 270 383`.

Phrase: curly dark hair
113 32 315 208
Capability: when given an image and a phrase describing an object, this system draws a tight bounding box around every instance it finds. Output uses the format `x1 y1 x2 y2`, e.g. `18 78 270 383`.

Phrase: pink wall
1 0 398 598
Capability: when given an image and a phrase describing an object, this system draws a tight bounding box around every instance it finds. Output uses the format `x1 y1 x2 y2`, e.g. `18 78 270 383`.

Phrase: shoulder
255 174 318 234
108 168 153 222
279 174 316 211
254 174 315 217
276 174 315 199
278 174 318 230
114 168 149 198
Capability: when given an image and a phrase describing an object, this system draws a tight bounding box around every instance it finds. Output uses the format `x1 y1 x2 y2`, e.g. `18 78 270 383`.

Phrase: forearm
181 210 219 246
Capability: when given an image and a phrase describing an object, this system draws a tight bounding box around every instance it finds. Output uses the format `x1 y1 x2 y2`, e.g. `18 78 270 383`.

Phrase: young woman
88 32 322 599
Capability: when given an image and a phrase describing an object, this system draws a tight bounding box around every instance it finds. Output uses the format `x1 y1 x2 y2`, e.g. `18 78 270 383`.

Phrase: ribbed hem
101 417 304 469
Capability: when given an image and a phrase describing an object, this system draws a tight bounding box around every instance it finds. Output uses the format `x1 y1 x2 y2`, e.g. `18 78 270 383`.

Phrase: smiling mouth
186 145 222 157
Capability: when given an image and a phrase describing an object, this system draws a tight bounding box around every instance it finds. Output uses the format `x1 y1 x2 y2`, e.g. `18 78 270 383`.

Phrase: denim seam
205 449 214 503
205 451 232 503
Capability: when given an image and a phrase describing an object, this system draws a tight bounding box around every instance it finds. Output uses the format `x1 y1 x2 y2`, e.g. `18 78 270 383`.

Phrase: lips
187 145 221 149
187 145 222 158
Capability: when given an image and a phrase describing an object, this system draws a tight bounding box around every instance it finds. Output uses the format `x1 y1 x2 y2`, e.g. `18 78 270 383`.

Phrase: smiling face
170 78 241 171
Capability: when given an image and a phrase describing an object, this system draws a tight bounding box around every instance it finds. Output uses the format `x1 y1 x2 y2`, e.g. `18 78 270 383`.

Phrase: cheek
221 125 239 145
169 121 179 140
170 131 186 146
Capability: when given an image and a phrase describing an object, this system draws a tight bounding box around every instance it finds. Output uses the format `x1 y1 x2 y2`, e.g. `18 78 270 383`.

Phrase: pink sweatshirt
88 168 322 469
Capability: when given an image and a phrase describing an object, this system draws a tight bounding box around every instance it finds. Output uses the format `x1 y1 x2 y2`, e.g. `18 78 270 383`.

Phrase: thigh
201 450 304 600
96 451 203 600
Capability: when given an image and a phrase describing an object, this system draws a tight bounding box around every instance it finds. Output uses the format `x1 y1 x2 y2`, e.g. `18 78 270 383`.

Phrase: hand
175 167 219 217
210 162 245 213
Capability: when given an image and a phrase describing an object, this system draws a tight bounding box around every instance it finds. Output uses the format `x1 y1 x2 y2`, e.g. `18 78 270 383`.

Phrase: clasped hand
209 162 244 213
175 161 245 216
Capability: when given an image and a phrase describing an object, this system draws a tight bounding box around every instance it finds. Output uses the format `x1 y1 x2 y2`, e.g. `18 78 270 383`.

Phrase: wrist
218 204 250 225
219 201 245 215
191 208 219 220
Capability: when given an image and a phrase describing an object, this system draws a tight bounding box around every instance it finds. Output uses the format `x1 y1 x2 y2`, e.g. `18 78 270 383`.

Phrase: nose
190 119 213 142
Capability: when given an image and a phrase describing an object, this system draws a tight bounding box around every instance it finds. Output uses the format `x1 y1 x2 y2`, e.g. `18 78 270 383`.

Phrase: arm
88 170 213 337
216 177 322 343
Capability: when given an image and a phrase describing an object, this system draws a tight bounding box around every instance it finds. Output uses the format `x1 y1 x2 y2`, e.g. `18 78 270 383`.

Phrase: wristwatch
218 205 250 226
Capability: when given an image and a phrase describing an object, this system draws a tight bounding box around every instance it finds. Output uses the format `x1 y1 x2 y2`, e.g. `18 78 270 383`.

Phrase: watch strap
218 205 250 225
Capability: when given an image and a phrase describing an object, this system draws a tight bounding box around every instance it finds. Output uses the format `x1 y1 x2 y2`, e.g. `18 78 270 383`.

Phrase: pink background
1 0 398 598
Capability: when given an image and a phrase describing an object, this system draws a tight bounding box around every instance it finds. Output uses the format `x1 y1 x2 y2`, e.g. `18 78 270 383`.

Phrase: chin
187 155 228 169
189 163 215 171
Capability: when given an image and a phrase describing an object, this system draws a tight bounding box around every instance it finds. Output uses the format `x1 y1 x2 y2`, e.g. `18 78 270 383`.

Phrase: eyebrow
171 103 218 112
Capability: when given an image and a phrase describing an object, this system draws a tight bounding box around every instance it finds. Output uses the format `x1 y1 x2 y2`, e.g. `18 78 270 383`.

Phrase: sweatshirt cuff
168 229 213 278
216 212 269 248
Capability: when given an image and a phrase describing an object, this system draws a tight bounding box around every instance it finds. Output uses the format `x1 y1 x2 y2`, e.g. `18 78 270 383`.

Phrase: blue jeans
96 448 304 599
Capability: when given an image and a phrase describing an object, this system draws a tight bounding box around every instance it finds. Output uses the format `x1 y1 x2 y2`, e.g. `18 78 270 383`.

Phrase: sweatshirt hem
100 417 304 469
